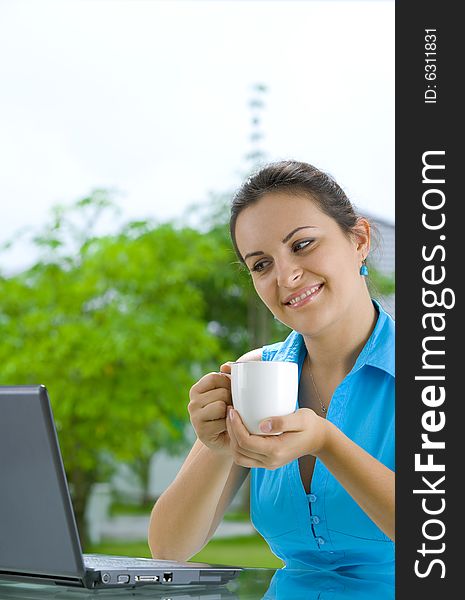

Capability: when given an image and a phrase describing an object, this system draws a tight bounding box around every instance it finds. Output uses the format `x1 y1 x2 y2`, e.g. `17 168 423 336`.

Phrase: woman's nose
276 260 303 287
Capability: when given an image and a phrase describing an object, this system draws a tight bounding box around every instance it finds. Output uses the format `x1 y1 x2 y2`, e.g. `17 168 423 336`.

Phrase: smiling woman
231 163 374 339
148 160 395 579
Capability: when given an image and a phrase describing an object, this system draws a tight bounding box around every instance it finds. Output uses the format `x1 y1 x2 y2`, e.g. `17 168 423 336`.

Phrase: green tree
0 193 231 546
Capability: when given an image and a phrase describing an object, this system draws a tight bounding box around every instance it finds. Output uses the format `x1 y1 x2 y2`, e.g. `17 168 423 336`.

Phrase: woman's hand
188 363 234 455
226 407 328 469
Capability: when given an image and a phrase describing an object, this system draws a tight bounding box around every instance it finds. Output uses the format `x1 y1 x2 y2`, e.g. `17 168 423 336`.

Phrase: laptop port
101 573 111 584
135 575 160 582
117 574 130 584
163 572 173 583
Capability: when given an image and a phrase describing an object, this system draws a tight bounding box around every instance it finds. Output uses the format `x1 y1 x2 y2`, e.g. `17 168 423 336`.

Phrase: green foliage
367 264 395 298
0 192 233 539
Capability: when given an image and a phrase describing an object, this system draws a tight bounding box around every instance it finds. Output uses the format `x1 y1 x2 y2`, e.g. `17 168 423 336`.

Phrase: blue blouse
250 300 395 575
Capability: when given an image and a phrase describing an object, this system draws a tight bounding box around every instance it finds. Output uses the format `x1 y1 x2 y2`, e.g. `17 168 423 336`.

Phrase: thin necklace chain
306 355 327 414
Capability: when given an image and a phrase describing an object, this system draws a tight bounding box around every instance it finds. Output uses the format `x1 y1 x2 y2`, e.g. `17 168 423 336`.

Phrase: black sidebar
396 1 460 597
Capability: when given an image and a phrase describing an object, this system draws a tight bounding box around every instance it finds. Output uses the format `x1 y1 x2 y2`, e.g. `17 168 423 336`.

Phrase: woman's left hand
226 407 328 469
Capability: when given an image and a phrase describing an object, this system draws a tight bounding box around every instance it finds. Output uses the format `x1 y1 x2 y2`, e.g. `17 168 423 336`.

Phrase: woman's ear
352 217 371 258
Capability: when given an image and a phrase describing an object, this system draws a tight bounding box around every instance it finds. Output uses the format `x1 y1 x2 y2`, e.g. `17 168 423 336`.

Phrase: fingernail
229 408 234 421
260 420 272 433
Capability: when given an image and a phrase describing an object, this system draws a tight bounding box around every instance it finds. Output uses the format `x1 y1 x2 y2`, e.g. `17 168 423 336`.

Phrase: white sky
0 0 394 273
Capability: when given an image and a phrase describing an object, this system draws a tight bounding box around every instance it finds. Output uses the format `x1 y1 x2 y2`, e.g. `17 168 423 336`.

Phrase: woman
148 160 395 574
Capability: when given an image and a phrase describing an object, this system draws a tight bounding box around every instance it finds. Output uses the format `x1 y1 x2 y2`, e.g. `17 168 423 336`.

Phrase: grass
110 502 250 522
223 510 250 522
87 535 284 569
110 501 155 517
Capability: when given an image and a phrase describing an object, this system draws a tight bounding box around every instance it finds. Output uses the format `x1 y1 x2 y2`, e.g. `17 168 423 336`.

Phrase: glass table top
0 568 394 600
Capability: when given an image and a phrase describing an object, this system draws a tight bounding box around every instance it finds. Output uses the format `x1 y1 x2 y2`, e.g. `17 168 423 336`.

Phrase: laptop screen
0 386 85 579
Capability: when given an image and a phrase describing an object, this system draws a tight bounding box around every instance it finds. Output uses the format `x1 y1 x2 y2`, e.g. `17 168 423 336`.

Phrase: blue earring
360 259 369 277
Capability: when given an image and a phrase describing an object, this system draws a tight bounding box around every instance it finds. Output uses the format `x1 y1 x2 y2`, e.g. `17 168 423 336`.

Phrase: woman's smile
283 283 324 308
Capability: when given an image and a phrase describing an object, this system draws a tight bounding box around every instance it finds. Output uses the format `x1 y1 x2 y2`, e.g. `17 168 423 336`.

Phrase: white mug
230 361 298 435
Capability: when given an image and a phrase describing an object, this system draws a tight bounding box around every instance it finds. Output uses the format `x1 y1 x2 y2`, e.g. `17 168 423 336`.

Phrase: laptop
0 386 242 589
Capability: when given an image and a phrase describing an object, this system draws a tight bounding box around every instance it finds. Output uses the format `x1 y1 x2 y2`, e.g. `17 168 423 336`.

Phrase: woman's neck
303 291 378 376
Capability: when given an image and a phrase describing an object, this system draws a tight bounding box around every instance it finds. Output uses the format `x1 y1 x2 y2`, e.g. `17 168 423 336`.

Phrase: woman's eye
251 260 269 273
293 239 314 252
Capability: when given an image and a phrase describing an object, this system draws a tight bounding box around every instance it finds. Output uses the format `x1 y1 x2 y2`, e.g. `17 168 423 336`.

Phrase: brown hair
230 160 361 262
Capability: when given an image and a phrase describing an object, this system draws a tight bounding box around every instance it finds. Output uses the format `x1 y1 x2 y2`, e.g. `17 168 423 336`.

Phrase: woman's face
235 192 369 337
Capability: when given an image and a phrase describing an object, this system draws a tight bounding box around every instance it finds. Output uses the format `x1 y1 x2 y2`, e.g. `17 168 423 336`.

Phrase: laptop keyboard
84 554 184 569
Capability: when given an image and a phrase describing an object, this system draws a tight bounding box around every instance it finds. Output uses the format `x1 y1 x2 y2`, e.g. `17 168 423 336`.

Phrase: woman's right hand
188 362 233 454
